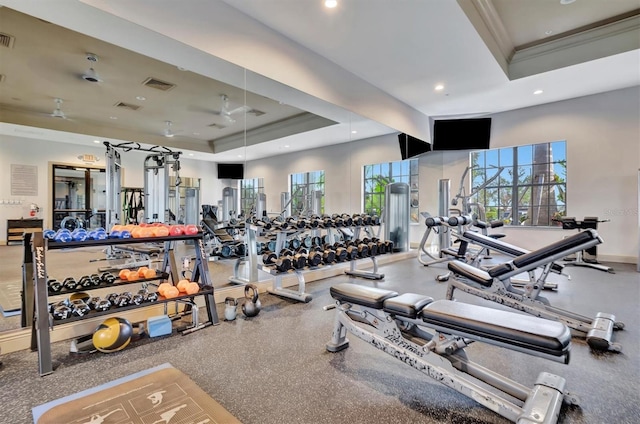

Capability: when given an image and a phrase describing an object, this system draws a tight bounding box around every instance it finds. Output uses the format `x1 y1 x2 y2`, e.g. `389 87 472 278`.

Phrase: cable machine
144 151 182 223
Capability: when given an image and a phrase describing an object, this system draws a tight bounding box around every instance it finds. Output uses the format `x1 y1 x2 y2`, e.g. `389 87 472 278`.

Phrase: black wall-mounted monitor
432 118 491 151
217 163 244 179
398 133 432 160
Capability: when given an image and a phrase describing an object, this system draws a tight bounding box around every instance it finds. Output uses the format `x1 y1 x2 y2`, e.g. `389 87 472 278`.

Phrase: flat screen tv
217 163 244 179
398 133 431 160
432 118 491 151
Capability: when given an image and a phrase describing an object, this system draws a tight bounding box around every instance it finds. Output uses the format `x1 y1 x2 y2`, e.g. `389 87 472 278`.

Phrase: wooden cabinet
6 218 43 245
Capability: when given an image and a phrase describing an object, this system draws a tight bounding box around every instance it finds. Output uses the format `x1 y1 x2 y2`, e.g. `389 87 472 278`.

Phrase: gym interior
0 2 639 424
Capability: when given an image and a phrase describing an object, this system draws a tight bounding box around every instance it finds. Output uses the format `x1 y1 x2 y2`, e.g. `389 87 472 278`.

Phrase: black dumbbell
344 245 356 260
52 305 72 320
322 248 336 264
236 243 246 256
352 215 363 226
262 251 277 265
48 279 63 293
130 293 145 305
377 240 387 254
289 239 301 250
335 246 348 262
367 241 378 256
307 250 322 267
71 300 90 317
221 244 236 258
357 243 369 258
79 275 93 288
385 240 395 252
341 214 353 226
145 292 159 303
94 299 112 312
87 296 101 310
292 252 308 269
62 277 78 291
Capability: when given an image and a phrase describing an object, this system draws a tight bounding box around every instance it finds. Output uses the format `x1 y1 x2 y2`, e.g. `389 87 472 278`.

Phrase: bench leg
326 308 349 352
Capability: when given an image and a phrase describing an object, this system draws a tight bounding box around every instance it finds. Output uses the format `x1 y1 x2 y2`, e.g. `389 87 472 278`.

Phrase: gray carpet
0 258 638 424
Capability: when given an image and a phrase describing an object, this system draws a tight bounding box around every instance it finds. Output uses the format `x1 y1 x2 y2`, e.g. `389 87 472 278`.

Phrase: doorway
52 164 106 230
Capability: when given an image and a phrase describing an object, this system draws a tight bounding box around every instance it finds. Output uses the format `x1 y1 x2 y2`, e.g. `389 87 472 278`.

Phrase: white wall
0 135 221 240
247 87 639 263
2 87 638 261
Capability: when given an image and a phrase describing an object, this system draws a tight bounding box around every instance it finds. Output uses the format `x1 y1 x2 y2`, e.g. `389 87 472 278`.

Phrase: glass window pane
499 148 514 167
410 159 418 174
518 166 532 184
485 149 498 167
517 145 532 165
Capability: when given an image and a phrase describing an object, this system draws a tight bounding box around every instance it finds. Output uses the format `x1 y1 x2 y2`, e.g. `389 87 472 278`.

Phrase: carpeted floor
0 254 638 424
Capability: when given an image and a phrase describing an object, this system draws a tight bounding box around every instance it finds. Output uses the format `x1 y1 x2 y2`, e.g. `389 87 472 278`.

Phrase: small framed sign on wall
11 164 38 196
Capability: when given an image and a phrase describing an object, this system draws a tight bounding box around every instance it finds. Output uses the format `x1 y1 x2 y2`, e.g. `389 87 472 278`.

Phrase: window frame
469 141 566 227
363 158 419 222
289 170 325 216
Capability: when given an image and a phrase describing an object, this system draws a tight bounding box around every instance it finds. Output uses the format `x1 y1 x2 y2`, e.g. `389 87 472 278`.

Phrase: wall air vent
142 77 176 91
114 102 141 111
0 33 15 48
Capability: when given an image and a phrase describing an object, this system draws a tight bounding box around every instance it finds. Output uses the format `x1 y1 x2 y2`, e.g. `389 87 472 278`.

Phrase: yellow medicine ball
92 317 133 353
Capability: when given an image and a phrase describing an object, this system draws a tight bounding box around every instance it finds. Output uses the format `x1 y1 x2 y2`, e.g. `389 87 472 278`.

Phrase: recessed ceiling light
237 154 243 158
136 96 146 101
193 132 200 136
560 0 576 5
109 116 118 120
435 84 445 91
351 130 357 134
188 153 194 156
284 145 290 148
534 89 543 95
545 30 553 35
93 140 100 144
324 0 338 8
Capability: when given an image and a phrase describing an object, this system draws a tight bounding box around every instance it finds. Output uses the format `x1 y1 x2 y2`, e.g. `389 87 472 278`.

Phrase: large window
239 178 264 217
470 141 566 226
290 170 324 216
363 159 419 222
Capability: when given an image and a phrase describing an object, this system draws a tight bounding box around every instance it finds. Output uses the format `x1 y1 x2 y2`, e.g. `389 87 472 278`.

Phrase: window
290 171 324 216
363 159 419 222
239 178 264 217
470 141 566 226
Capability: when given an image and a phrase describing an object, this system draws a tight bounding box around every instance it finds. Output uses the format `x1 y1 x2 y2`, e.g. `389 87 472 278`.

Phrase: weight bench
461 230 564 290
326 283 578 424
446 229 623 352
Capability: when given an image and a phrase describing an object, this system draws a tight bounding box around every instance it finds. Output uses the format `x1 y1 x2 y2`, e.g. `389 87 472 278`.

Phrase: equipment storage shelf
50 288 215 325
25 231 219 376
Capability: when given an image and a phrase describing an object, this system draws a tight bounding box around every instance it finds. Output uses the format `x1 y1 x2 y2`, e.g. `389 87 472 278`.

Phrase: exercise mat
33 363 242 424
0 280 22 316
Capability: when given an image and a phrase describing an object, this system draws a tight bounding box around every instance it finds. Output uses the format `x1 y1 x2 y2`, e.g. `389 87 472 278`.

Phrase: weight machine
556 217 614 273
143 150 182 224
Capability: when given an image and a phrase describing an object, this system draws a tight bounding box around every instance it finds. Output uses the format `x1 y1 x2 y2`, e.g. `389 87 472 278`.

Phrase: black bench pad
330 283 398 309
464 231 527 257
383 293 433 319
448 260 493 287
512 229 600 269
422 300 571 358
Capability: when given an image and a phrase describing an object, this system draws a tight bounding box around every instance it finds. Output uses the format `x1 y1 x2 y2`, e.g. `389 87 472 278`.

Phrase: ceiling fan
211 94 250 126
50 98 67 119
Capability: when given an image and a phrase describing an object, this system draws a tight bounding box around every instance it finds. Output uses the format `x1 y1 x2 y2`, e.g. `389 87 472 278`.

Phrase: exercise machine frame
326 283 578 424
446 229 623 352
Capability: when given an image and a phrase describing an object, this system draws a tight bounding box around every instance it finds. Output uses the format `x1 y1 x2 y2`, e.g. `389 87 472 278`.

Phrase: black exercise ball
92 317 133 353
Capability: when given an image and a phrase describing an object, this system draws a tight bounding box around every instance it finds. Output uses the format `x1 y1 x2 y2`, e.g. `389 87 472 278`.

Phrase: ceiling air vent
142 77 176 91
114 102 141 111
0 33 15 48
248 109 265 117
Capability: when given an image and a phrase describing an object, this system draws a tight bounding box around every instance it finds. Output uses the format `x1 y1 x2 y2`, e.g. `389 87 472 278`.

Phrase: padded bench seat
464 231 527 257
422 300 571 360
383 293 433 319
512 229 600 269
448 260 493 286
330 283 398 309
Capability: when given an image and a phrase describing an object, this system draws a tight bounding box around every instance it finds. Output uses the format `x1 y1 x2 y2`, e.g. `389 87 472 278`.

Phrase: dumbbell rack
26 231 218 376
344 225 385 280
261 227 313 303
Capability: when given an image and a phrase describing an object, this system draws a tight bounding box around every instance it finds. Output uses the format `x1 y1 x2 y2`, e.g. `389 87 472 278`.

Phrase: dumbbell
220 244 237 258
385 240 395 253
292 251 308 270
335 246 348 262
87 296 101 310
62 277 79 291
47 279 62 293
371 215 381 225
90 274 102 286
100 272 116 284
71 299 91 317
322 247 336 264
357 243 369 258
345 245 358 260
367 241 378 256
377 240 387 255
340 214 354 227
78 275 93 289
289 239 301 250
352 214 363 226
262 251 292 273
307 249 323 267
236 243 246 257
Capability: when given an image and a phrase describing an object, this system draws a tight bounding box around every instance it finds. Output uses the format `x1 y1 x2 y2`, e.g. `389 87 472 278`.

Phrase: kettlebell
224 297 238 321
242 284 261 318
